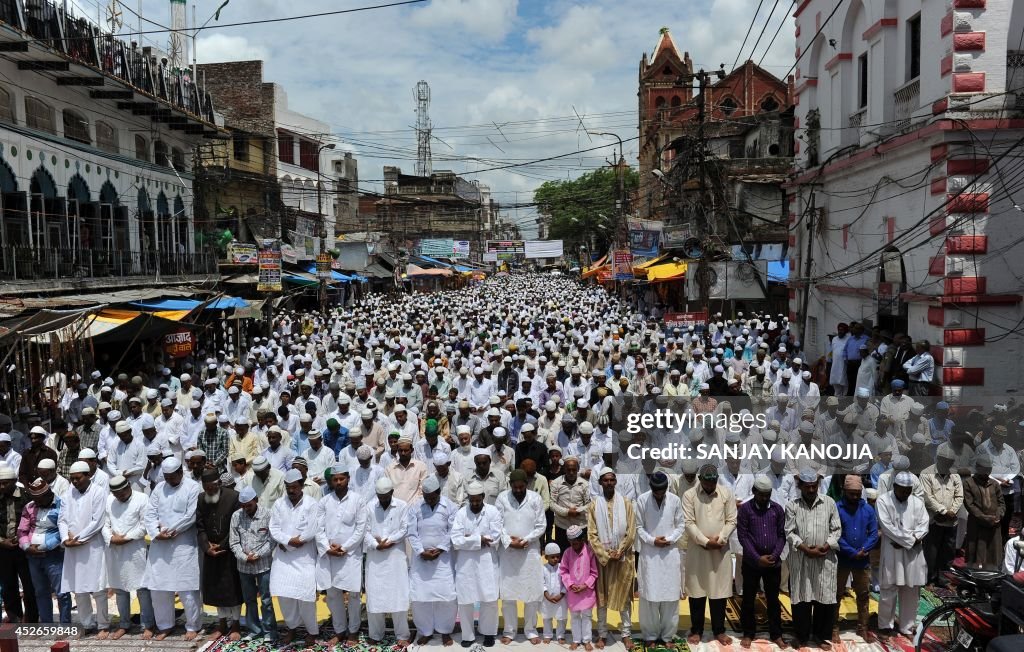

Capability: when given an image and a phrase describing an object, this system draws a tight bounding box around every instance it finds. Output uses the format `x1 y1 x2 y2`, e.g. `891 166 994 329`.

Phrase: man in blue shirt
835 474 879 643
843 323 869 397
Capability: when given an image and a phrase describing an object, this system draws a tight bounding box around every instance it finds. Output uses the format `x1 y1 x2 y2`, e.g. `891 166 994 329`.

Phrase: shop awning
645 261 688 281
304 266 353 282
0 308 93 341
86 310 199 344
130 297 251 311
582 264 609 279
362 263 393 279
633 253 669 270
406 264 453 277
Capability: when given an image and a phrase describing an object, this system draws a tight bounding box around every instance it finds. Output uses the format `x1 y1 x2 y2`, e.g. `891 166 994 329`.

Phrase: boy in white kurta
269 469 321 648
315 463 367 646
364 476 411 645
540 542 567 643
103 474 155 638
876 472 930 637
59 461 109 636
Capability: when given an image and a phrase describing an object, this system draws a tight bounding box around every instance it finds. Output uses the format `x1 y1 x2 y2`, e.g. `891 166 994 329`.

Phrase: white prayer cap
466 481 485 496
797 467 819 483
238 486 257 503
544 401 556 411
432 451 450 466
855 387 871 398
798 421 814 434
566 525 584 539
78 448 97 460
160 398 172 408
138 414 155 429
252 456 270 471
894 471 915 488
146 389 158 399
0 433 9 443
578 421 594 434
37 458 56 470
598 466 615 479
331 462 349 475
544 542 561 555
30 425 48 436
357 445 374 461
752 474 773 492
161 457 182 474
114 420 132 434
190 400 201 409
892 455 911 471
422 475 441 493
68 461 90 475
492 427 507 439
375 477 395 494
284 469 303 484
108 474 129 491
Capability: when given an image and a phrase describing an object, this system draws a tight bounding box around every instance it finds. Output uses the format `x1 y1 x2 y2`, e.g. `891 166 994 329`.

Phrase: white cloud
410 0 519 40
195 34 270 64
526 5 617 70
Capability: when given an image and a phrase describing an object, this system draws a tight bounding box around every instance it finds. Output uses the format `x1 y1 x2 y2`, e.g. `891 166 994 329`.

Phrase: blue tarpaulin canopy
305 266 353 282
131 297 251 310
768 261 789 282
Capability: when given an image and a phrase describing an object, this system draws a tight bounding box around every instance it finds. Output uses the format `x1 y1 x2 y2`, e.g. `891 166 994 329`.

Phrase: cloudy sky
94 0 796 235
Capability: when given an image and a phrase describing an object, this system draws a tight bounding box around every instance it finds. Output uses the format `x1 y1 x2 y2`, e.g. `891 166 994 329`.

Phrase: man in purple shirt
737 474 786 649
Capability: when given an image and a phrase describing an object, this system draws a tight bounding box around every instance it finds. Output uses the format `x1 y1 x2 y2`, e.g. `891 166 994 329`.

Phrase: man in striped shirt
785 468 841 650
228 487 278 644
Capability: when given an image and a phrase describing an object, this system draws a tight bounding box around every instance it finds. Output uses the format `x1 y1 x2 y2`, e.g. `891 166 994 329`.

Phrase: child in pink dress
559 525 598 650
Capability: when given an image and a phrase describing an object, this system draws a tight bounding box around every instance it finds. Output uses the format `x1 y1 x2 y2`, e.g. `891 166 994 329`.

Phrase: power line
731 0 766 72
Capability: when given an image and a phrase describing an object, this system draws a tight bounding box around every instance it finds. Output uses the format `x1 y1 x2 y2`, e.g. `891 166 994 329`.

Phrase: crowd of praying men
0 274 1020 651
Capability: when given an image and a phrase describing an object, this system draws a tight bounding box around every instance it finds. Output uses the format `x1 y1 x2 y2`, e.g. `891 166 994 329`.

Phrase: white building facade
0 2 219 293
789 0 1024 406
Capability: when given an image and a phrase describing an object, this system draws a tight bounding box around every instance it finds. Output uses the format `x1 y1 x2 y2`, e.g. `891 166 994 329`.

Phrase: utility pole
316 141 336 312
799 190 816 349
690 66 725 310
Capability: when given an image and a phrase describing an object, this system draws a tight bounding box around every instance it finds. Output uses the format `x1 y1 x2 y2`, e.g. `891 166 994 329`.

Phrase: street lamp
316 142 336 312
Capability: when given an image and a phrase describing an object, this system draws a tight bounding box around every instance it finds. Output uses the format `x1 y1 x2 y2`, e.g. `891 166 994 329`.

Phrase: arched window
655 96 666 108
760 96 780 112
25 97 55 133
720 97 738 116
0 85 13 124
154 140 169 167
670 96 681 107
135 135 149 161
62 109 90 144
95 121 118 154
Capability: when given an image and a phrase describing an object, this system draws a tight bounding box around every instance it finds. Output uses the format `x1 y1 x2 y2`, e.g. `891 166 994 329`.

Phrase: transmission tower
414 81 432 178
168 0 188 70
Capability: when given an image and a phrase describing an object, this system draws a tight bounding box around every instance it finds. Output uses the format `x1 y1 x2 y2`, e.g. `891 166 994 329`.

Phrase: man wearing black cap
197 469 243 641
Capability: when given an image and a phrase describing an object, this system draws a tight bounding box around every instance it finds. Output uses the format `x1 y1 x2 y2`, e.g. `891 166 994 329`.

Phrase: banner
524 240 563 259
664 310 708 331
419 238 455 257
257 239 282 292
280 243 298 265
483 252 498 263
316 252 333 280
628 219 663 258
227 241 257 264
163 328 194 358
662 222 693 248
453 240 471 259
612 249 633 280
487 240 525 255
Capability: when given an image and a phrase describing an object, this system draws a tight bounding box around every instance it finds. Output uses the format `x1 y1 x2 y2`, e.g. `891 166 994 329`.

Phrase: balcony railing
0 0 215 124
894 78 921 129
848 108 866 129
0 247 218 281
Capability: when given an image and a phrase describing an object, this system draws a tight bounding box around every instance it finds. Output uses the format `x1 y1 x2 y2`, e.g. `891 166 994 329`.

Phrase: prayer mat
205 633 406 652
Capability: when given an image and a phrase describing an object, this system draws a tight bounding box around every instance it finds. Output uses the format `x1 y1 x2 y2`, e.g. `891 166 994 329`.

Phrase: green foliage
534 167 638 254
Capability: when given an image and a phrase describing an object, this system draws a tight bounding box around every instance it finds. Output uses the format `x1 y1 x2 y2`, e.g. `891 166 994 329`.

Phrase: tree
534 166 639 258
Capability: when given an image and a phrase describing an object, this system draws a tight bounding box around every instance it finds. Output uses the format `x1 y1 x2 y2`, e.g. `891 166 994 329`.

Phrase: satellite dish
682 237 703 259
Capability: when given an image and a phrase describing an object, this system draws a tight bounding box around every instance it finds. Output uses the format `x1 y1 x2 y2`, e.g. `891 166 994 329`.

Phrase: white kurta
269 493 321 602
363 498 410 613
636 491 685 602
451 503 503 604
315 491 366 592
58 481 109 594
102 490 149 591
876 492 930 587
496 489 546 603
829 335 849 387
406 497 458 602
141 477 202 591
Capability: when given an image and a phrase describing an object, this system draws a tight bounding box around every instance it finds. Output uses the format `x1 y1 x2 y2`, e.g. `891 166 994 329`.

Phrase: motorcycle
915 565 1007 652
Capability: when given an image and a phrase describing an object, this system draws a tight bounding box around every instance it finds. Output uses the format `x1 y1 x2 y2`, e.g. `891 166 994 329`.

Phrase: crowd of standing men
0 274 1020 651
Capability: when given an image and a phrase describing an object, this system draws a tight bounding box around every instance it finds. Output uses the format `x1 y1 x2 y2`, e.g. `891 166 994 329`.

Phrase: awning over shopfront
89 312 202 346
406 264 453 277
130 297 251 311
645 261 688 282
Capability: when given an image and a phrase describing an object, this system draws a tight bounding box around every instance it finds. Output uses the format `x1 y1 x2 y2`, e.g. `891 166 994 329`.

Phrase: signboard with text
227 241 258 264
316 253 333 280
258 239 282 292
163 329 194 358
612 249 633 280
664 310 708 331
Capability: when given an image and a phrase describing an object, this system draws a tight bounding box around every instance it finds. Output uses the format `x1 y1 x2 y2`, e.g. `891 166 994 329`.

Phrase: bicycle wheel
916 604 968 652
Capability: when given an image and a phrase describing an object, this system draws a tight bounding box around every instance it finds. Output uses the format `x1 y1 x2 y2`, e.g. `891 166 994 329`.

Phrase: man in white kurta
142 456 203 640
363 476 411 645
102 474 155 638
269 469 321 647
451 481 504 645
497 470 547 643
636 472 685 645
876 472 930 637
406 474 459 645
59 461 110 635
315 463 367 646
